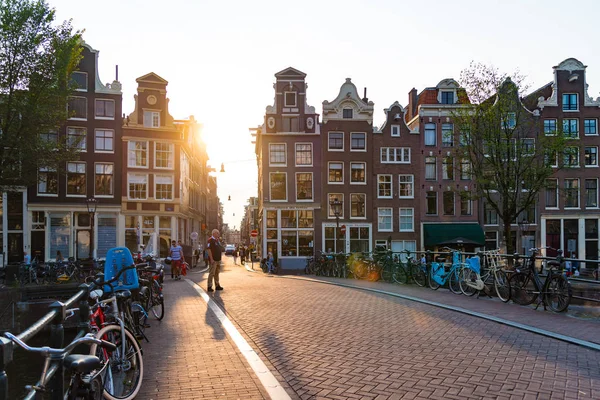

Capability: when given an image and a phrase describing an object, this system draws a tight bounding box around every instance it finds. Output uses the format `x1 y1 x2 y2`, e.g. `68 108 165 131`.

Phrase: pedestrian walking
233 247 238 265
169 240 184 280
206 229 224 292
240 246 246 265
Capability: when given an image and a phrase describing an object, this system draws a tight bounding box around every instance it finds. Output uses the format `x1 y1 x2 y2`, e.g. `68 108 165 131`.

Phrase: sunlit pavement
145 256 600 399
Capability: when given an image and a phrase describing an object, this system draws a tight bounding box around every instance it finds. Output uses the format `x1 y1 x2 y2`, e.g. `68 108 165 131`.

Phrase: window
155 175 173 200
442 124 453 147
443 192 455 215
328 132 343 150
545 150 558 167
284 92 296 107
564 178 579 208
295 143 312 166
143 111 160 128
350 162 366 184
155 143 174 169
296 173 313 201
95 130 114 152
328 194 344 218
563 119 579 138
585 179 598 208
71 72 87 91
282 117 299 132
67 162 86 196
563 147 580 167
40 131 58 144
68 97 87 119
584 119 598 135
399 208 414 231
378 175 392 198
544 119 557 135
485 232 498 250
484 203 498 224
298 210 314 228
503 113 516 129
424 123 436 146
546 179 558 208
67 127 86 150
269 173 287 201
425 156 436 180
522 138 535 156
128 173 147 199
95 99 115 119
38 167 58 195
343 109 353 119
459 128 470 146
128 141 148 167
441 91 454 104
460 159 471 180
442 156 454 180
350 194 366 218
460 193 472 215
328 162 343 183
380 147 410 163
350 132 366 151
426 191 437 215
391 125 400 137
562 93 578 111
585 146 598 166
269 143 286 165
378 208 392 232
95 163 113 196
398 175 414 198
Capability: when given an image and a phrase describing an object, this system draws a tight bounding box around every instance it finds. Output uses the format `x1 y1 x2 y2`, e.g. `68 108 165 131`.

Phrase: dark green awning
423 223 485 247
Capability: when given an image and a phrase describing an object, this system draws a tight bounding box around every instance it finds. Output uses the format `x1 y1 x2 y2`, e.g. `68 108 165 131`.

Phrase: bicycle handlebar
90 264 136 290
4 332 116 355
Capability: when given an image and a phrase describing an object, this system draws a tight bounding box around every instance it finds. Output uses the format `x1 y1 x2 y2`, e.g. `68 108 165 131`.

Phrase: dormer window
284 92 297 107
391 125 400 137
562 93 578 111
71 72 88 91
343 109 353 119
441 91 454 104
143 111 160 128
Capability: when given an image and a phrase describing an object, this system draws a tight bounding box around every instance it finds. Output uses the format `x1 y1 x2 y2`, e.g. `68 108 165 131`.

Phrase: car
225 244 235 255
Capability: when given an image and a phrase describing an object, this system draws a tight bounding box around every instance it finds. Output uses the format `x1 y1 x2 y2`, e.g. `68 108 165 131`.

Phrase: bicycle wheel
428 265 441 290
493 269 511 303
450 267 464 295
150 280 165 320
381 264 393 282
509 272 537 305
392 265 407 284
545 275 572 312
90 324 143 400
411 264 427 287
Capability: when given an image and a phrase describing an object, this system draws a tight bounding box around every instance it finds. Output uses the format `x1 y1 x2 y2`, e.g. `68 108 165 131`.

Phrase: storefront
123 214 176 258
542 216 599 266
321 222 372 254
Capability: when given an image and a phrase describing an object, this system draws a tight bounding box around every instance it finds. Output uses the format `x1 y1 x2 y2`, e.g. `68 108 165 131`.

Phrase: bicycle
4 331 116 399
137 263 165 321
458 251 511 301
428 250 462 294
509 247 573 312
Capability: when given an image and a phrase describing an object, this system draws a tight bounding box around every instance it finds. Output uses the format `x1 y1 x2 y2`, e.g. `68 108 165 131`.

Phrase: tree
0 0 82 187
453 63 567 254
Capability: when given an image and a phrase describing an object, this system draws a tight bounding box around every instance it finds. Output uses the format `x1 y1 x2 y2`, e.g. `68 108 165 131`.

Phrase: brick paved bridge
139 257 600 400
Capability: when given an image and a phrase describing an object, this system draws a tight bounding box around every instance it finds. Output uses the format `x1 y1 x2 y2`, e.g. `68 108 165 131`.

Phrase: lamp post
518 219 530 255
330 198 342 253
86 198 98 259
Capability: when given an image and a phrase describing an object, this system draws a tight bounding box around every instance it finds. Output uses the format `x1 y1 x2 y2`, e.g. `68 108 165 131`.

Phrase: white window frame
350 132 367 152
563 118 579 139
391 125 400 137
154 142 175 169
350 193 367 220
562 93 579 112
424 123 436 146
399 208 414 232
269 172 288 202
67 126 87 152
328 162 344 185
66 161 87 198
68 96 87 121
380 147 411 164
350 162 367 185
128 140 149 168
377 208 393 232
545 178 559 209
94 129 114 153
544 119 557 136
398 175 414 198
585 178 598 209
425 156 437 180
94 98 115 120
94 162 114 198
143 110 160 128
38 166 58 197
155 174 174 201
563 146 580 168
585 146 598 167
328 193 344 219
564 178 580 209
377 174 392 199
295 172 313 202
72 71 88 92
127 173 148 200
284 91 297 107
295 142 313 167
584 118 598 136
269 143 287 167
328 132 344 151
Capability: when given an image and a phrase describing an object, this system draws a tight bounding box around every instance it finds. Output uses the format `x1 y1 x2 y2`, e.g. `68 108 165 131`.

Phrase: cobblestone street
141 256 600 399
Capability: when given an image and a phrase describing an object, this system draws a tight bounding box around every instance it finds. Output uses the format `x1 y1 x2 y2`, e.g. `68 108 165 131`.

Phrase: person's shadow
204 291 226 340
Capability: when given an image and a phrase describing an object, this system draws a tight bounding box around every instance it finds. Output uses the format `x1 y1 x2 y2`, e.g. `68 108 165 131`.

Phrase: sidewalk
137 275 268 400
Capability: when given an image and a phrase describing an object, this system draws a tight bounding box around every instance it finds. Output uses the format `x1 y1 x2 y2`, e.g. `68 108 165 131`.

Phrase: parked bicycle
428 250 462 294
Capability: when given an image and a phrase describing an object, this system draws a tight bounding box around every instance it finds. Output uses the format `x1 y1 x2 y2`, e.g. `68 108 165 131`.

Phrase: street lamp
518 219 530 255
329 197 342 253
86 198 98 259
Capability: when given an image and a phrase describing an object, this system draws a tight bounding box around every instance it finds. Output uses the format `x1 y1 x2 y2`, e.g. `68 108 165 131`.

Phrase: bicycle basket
432 262 445 285
465 256 481 274
103 247 139 293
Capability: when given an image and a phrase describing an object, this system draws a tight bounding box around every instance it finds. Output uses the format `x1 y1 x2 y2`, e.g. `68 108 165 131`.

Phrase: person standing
239 246 246 265
169 240 184 280
233 246 238 265
206 229 224 292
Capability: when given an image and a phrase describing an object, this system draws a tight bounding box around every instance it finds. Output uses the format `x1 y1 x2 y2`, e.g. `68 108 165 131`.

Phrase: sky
48 0 600 229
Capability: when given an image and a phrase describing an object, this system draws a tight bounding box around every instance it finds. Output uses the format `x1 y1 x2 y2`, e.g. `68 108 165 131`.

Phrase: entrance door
76 230 90 259
7 233 23 263
31 231 45 263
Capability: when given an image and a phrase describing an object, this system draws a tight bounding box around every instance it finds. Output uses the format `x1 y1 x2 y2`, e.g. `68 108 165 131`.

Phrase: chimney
116 65 119 81
363 87 368 103
409 88 418 119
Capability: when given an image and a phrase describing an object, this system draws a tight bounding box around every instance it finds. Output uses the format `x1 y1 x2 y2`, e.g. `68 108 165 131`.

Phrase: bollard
48 301 66 400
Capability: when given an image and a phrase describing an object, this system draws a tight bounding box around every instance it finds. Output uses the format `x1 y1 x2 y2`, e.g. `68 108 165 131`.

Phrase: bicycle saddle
115 290 132 299
64 354 101 373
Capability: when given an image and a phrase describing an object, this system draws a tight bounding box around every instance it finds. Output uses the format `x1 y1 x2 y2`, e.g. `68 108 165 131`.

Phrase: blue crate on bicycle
103 247 139 292
466 256 481 274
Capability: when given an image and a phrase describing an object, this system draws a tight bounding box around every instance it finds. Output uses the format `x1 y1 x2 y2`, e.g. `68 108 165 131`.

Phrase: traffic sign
340 225 346 235
250 229 259 237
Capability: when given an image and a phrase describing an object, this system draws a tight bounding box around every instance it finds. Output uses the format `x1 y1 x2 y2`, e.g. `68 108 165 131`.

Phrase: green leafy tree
453 63 567 254
0 0 82 187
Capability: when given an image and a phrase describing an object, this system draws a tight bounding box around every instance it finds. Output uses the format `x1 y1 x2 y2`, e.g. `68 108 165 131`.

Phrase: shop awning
423 223 485 247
